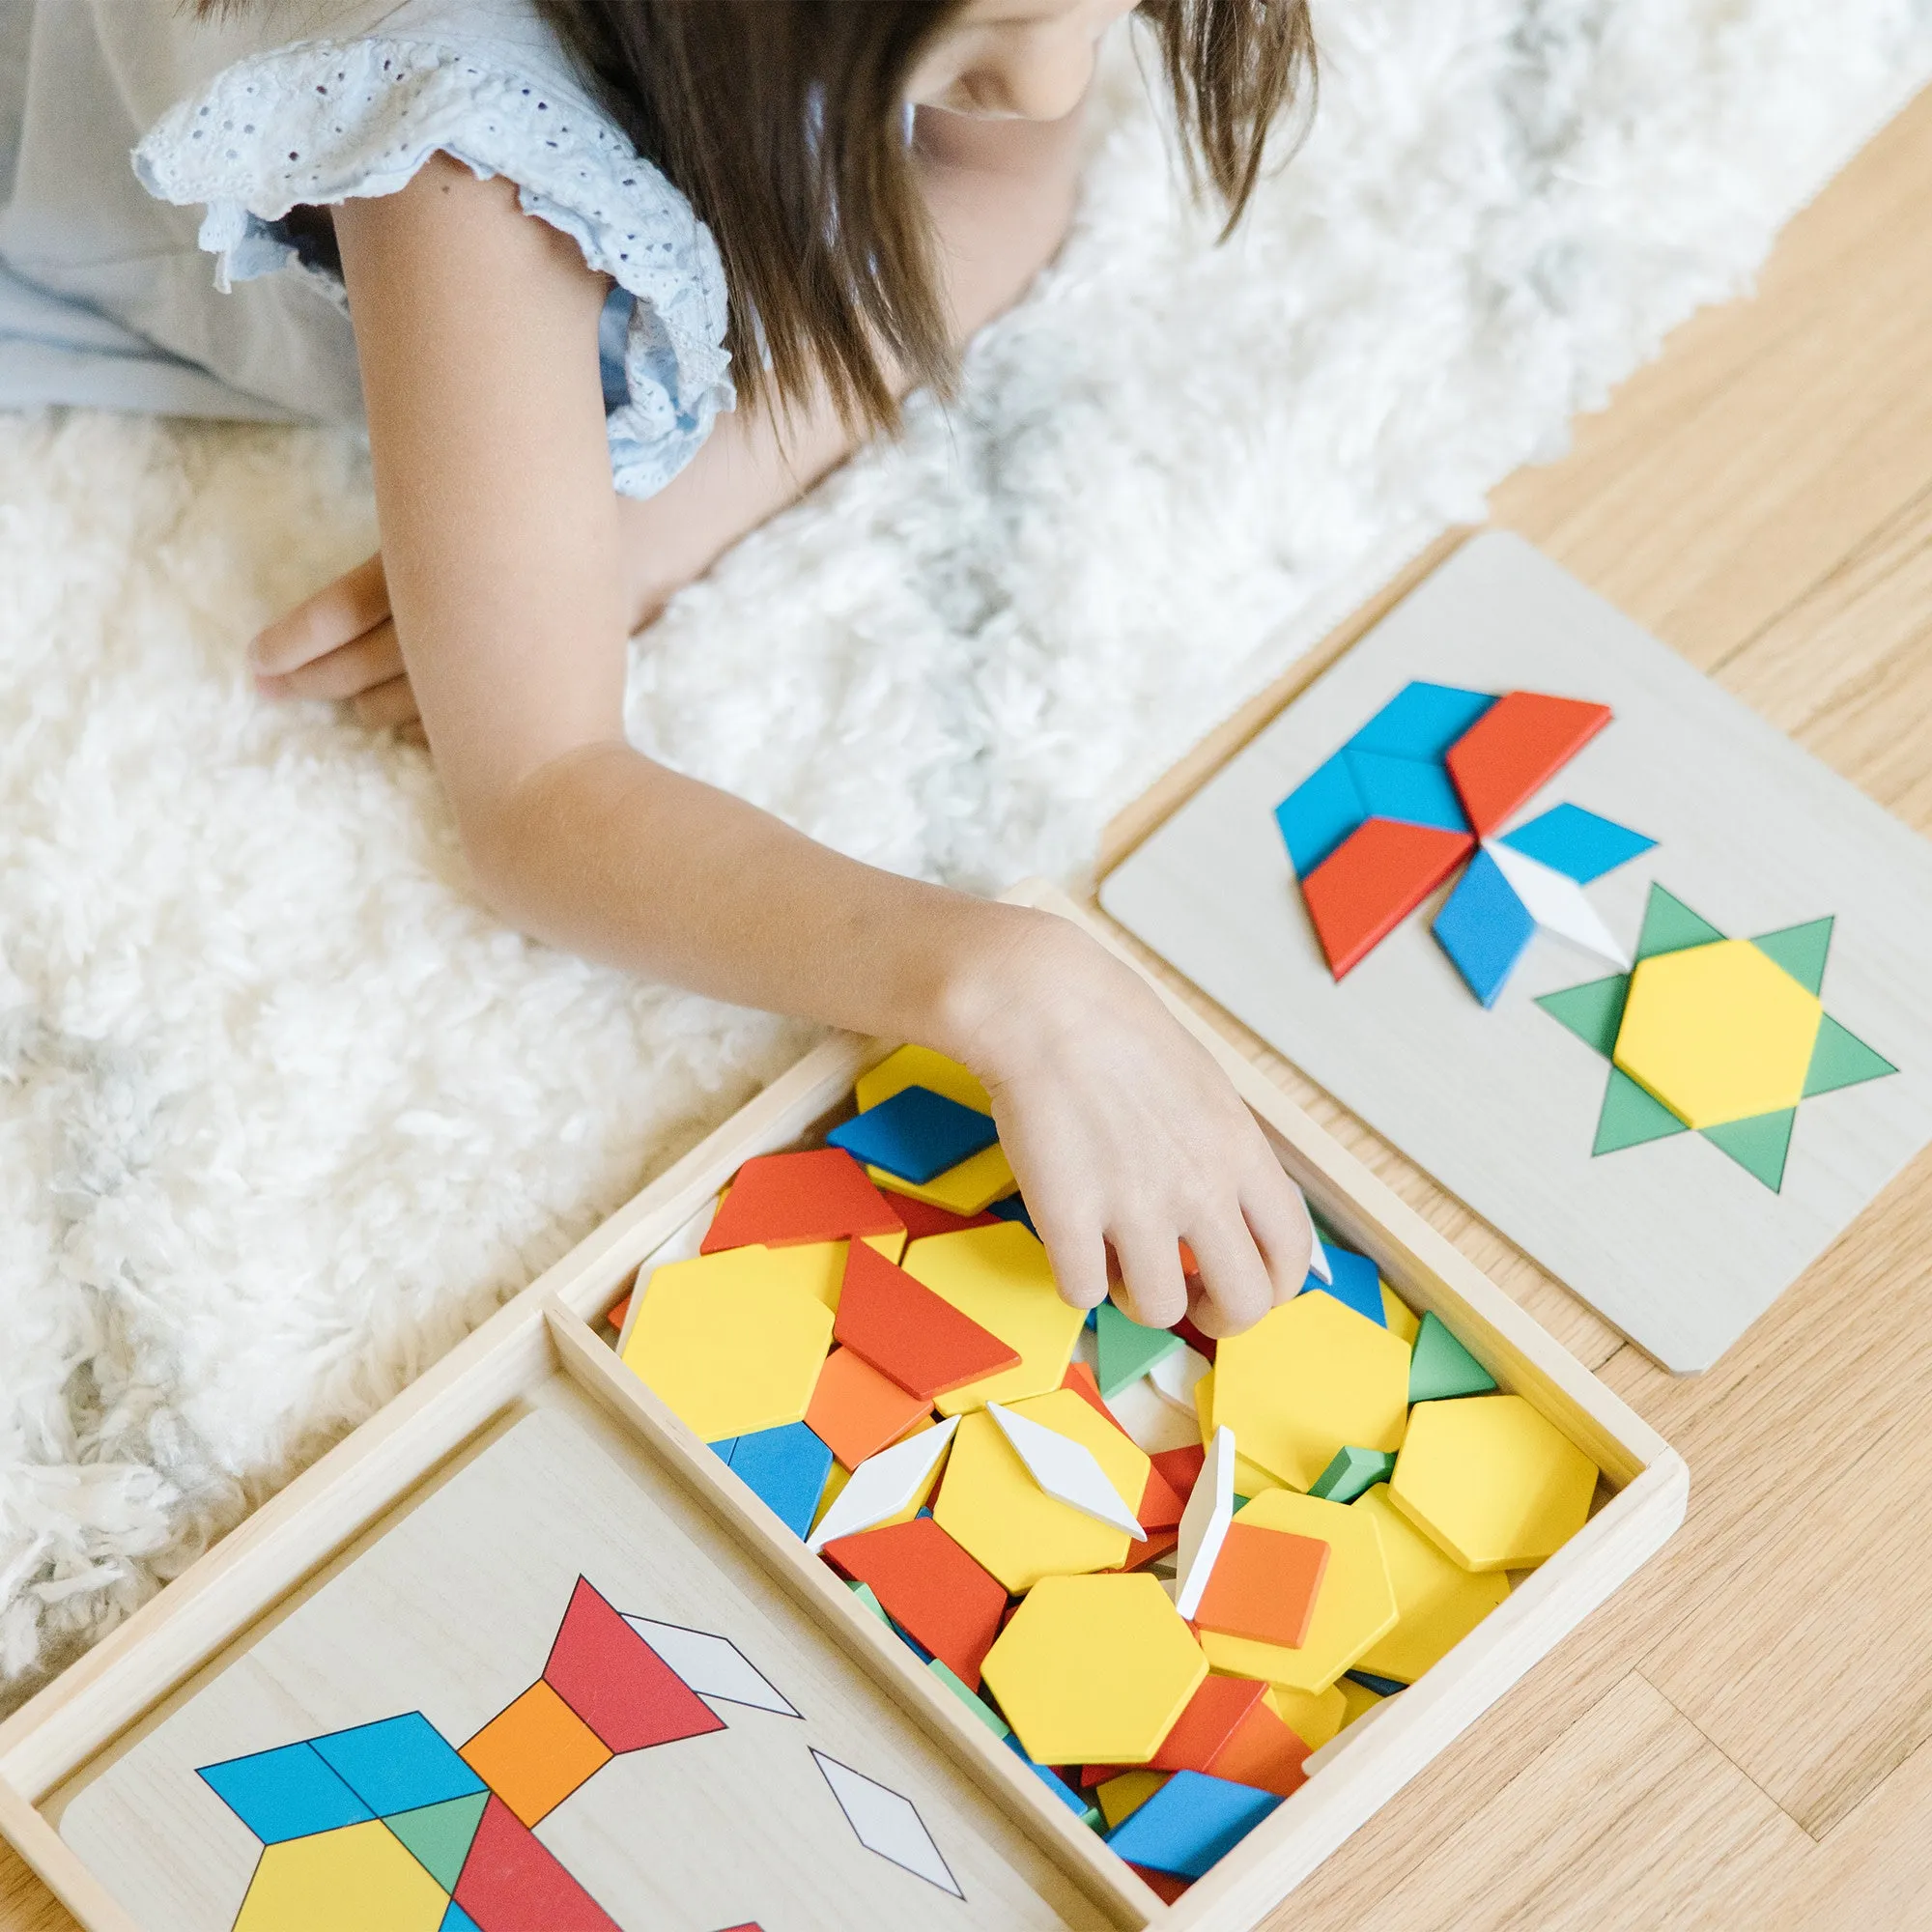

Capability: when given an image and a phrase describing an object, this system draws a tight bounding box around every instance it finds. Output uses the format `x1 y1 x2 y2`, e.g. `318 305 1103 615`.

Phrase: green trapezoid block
1093 1300 1183 1399
384 1789 488 1892
1750 916 1835 994
1407 1311 1497 1404
1804 1012 1898 1097
1634 885 1726 962
1593 1067 1690 1155
1701 1109 1798 1191
1536 974 1631 1059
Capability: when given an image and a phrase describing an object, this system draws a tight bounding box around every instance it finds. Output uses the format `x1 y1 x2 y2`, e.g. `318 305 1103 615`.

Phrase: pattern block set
617 1046 1605 1896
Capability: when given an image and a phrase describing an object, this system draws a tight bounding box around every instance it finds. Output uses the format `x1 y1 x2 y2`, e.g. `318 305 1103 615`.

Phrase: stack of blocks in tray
615 1045 1604 1896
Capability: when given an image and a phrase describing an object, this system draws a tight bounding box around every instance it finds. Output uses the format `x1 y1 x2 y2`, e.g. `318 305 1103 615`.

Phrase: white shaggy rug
4 0 1930 1707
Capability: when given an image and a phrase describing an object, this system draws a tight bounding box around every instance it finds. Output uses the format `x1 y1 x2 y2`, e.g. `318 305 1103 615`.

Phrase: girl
1 0 1319 1336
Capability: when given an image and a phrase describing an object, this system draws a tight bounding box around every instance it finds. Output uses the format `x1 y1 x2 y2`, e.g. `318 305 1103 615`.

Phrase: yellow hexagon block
903 1223 1084 1415
1613 938 1822 1129
620 1247 834 1441
981 1573 1207 1766
934 1402 1134 1590
868 1143 1016 1216
1352 1482 1511 1682
1389 1395 1598 1572
1194 1489 1397 1694
1266 1681 1347 1750
1212 1291 1412 1491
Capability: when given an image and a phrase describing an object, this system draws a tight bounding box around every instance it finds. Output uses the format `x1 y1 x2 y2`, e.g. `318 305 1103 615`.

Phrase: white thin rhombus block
986 1401 1146 1540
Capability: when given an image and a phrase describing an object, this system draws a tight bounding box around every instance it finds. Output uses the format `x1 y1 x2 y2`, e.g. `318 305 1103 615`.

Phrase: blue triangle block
1105 1770 1283 1878
309 1713 485 1817
827 1084 998 1184
727 1422 836 1540
1345 1669 1408 1697
1004 1734 1094 1819
196 1742 373 1845
1343 749 1470 833
1274 752 1367 876
1344 681 1497 762
440 1905 485 1932
1432 848 1536 1006
1499 804 1656 883
1308 1245 1384 1326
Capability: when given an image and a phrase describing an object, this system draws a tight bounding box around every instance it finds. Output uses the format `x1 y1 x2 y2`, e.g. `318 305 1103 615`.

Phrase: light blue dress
0 0 734 496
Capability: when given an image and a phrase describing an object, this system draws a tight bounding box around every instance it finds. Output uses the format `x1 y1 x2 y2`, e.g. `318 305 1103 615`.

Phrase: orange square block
806 1347 932 1468
1193 1522 1330 1649
461 1680 612 1827
1206 1696 1311 1799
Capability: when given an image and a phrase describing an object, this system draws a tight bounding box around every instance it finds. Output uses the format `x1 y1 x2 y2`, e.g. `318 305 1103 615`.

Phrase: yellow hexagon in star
1352 1482 1510 1683
620 1247 834 1441
1194 1488 1398 1694
981 1573 1208 1766
1389 1395 1598 1572
903 1223 1085 1415
934 1395 1141 1591
1613 938 1822 1129
1211 1291 1411 1491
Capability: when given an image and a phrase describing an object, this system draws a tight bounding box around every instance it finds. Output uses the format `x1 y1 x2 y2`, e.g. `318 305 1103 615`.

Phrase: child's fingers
1033 1200 1109 1312
1237 1161 1318 1305
1108 1222 1188 1331
1178 1214 1273 1338
249 553 390 675
351 674 421 729
255 619 405 703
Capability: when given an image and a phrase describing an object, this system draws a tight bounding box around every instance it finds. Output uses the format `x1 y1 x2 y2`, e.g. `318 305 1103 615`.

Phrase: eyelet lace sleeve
133 37 733 497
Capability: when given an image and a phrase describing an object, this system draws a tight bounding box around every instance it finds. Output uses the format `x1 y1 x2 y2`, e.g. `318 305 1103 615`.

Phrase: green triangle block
1749 916 1834 994
1593 1068 1690 1154
1803 1012 1898 1097
1634 884 1727 961
1407 1311 1498 1404
849 1580 891 1626
927 1659 1009 1739
1701 1109 1797 1191
1308 1445 1397 1503
1094 1300 1183 1399
1536 975 1631 1059
385 1790 488 1892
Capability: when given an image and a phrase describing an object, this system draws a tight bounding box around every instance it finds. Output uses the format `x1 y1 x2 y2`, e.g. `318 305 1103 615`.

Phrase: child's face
906 0 1140 121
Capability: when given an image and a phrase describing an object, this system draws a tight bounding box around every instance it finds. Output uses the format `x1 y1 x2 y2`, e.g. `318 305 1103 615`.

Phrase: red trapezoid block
1443 690 1611 835
543 1577 725 1754
700 1149 905 1252
833 1237 1020 1401
821 1516 1009 1689
1300 819 1475 978
452 1794 621 1932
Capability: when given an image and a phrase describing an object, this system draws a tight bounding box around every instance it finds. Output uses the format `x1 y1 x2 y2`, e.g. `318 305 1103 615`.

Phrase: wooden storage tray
0 885 1688 1932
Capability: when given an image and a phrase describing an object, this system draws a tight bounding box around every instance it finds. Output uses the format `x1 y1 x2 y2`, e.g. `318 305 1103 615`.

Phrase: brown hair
537 0 1316 435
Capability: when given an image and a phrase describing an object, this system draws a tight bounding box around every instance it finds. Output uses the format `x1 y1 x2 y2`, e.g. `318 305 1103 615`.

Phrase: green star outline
1535 886 1898 1192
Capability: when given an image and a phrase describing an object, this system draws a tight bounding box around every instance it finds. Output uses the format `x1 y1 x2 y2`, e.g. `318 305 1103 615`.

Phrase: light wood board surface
1099 528 1932 1371
5 74 1931 1932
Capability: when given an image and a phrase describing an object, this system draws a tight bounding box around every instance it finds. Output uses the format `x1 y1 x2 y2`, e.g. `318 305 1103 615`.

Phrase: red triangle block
542 1577 725 1754
1059 1360 1126 1433
1444 690 1611 835
1300 818 1475 978
833 1237 1019 1400
700 1149 905 1253
1172 1315 1216 1364
878 1191 1001 1240
453 1795 622 1932
821 1517 1009 1689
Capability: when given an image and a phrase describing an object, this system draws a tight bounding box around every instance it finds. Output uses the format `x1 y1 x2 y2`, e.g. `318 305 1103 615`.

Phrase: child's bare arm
315 154 1312 1333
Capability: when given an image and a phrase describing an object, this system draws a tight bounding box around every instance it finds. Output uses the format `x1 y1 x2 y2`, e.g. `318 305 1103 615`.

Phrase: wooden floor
6 83 1932 1932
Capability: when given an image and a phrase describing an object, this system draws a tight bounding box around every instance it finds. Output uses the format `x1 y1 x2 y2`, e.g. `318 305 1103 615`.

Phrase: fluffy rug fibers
3 0 1929 1706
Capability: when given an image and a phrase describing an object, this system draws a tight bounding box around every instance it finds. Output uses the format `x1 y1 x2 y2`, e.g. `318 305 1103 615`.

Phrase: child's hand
248 553 422 733
952 911 1315 1339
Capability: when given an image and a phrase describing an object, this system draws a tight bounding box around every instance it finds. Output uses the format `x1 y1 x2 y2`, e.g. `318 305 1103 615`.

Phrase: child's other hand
248 553 423 736
954 911 1315 1339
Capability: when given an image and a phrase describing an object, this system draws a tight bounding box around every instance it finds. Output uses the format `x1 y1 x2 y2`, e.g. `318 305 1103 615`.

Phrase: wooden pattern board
53 1399 1104 1932
1099 530 1932 1372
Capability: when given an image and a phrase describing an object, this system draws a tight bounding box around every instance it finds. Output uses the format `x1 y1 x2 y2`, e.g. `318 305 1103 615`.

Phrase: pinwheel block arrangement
1274 681 1656 1004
